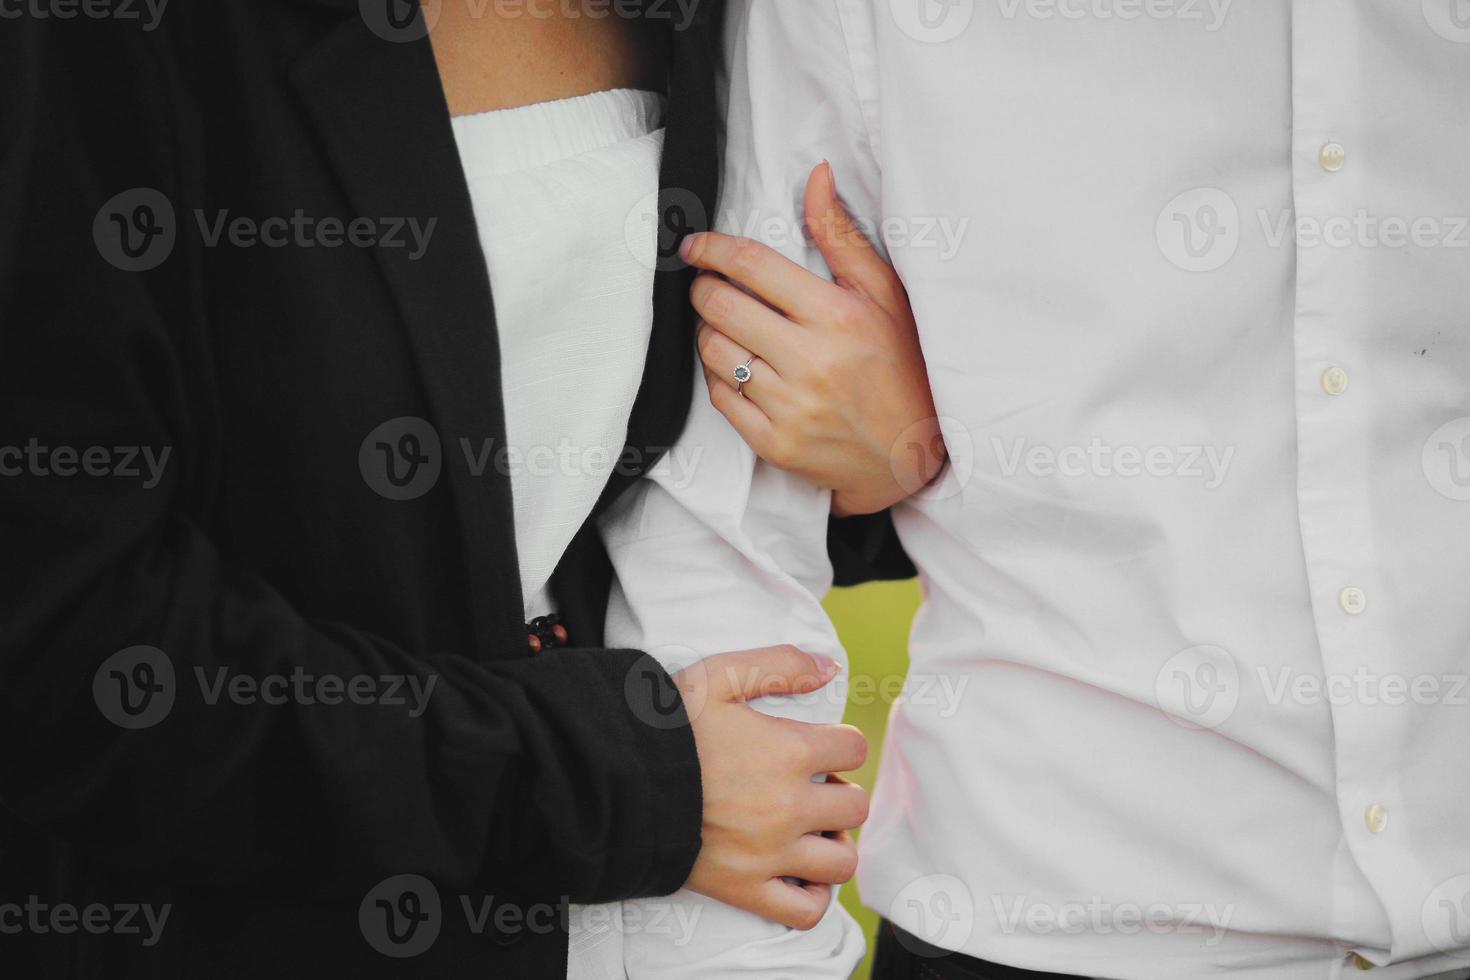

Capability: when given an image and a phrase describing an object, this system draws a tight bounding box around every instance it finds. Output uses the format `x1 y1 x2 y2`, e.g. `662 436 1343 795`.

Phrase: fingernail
812 654 841 680
678 234 698 262
823 161 837 200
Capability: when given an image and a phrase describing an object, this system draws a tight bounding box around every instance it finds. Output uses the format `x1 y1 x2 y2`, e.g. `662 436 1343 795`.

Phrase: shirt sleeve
592 0 883 975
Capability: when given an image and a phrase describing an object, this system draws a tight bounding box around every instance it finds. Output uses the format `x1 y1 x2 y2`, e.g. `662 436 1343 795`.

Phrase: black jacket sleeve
828 511 918 586
0 16 700 905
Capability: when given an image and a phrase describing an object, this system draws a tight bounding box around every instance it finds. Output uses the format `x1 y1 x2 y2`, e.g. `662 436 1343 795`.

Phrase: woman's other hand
681 162 945 516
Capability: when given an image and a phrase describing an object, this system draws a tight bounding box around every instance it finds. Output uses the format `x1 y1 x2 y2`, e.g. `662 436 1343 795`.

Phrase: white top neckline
450 88 666 178
449 86 667 624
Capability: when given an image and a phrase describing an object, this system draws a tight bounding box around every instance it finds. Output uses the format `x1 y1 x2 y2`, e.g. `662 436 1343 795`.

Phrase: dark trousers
870 921 1090 980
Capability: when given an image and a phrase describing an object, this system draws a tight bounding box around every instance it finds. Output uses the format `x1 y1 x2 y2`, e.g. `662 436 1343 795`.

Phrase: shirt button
1364 803 1389 834
1339 587 1367 616
1321 367 1349 396
1350 952 1376 970
1320 142 1347 172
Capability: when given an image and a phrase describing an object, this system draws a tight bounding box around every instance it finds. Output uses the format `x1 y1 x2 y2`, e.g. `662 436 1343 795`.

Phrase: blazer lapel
594 0 724 513
290 10 525 659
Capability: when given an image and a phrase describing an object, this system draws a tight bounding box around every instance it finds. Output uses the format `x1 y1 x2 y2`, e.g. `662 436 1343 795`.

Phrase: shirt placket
1289 0 1404 973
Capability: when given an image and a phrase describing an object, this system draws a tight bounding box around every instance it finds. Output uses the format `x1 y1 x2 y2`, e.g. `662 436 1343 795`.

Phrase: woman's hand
675 646 869 930
681 162 945 516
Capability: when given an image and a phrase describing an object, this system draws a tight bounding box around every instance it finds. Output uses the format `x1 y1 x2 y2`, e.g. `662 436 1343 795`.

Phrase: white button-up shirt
594 1 1470 978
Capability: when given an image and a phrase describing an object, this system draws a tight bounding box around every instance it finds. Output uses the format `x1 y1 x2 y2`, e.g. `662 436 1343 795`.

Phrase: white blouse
450 88 665 621
454 87 865 980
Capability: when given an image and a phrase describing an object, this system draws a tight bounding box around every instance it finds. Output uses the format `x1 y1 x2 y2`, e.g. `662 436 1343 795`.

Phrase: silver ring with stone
734 357 754 397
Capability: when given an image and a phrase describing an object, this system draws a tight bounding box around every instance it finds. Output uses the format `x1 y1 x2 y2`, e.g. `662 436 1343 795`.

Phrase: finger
682 231 845 326
690 274 803 371
696 321 785 408
701 646 840 702
705 370 784 462
755 878 832 932
786 832 859 886
803 161 906 314
804 774 871 832
803 724 868 774
824 827 856 851
815 779 866 834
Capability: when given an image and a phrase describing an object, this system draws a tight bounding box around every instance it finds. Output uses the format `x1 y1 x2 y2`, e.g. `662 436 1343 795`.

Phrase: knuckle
679 232 707 266
875 279 906 313
689 274 714 309
728 236 767 279
773 786 808 828
804 363 835 396
793 904 825 932
842 726 869 767
804 347 845 387
775 783 807 822
829 298 871 333
696 325 722 364
790 645 824 683
766 433 801 471
794 388 830 427
835 849 859 884
671 665 704 699
776 643 806 662
704 285 736 323
783 732 816 772
766 644 803 675
858 265 902 306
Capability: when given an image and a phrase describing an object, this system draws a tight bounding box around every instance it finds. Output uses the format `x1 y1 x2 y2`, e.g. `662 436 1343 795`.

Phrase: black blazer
0 1 726 976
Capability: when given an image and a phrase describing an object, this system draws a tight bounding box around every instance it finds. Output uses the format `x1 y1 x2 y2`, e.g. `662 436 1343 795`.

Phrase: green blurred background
822 579 923 980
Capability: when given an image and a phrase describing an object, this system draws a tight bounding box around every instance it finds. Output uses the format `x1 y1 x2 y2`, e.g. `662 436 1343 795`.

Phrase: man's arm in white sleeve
594 1 885 976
